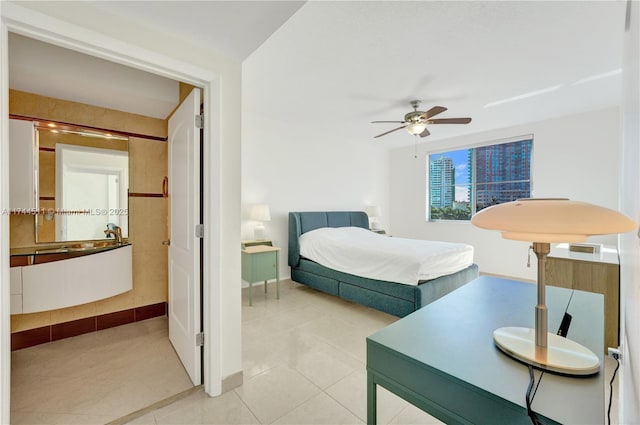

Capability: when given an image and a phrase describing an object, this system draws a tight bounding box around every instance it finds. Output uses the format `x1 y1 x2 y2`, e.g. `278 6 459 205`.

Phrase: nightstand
241 244 280 306
545 243 619 350
241 239 273 248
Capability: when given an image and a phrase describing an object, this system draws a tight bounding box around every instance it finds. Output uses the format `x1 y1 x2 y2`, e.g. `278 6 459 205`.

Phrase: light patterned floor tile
389 403 445 425
234 364 321 424
272 391 363 424
11 317 192 422
12 279 619 425
153 389 259 425
325 369 408 424
10 411 113 425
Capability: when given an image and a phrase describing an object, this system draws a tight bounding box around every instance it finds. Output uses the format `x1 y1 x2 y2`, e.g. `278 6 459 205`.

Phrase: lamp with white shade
365 205 381 230
471 198 636 376
249 204 271 240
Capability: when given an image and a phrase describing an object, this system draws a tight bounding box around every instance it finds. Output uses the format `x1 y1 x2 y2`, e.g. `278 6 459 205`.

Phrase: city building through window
427 136 533 221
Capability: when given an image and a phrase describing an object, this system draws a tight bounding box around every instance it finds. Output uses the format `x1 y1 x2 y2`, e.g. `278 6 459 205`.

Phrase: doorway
1 10 223 423
7 34 204 420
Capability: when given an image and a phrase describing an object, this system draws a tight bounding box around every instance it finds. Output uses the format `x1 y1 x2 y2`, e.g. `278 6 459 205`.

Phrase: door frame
0 4 223 421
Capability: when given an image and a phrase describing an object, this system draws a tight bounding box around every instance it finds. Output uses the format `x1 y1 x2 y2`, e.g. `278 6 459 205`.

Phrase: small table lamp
249 204 271 240
365 205 381 230
471 198 636 375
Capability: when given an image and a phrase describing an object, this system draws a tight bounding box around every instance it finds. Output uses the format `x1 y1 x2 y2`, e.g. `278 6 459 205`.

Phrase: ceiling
8 1 627 146
8 1 306 119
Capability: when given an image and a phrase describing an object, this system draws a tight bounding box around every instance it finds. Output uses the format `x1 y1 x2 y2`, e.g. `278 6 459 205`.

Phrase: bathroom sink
66 241 120 251
34 247 69 254
93 241 117 248
67 242 95 251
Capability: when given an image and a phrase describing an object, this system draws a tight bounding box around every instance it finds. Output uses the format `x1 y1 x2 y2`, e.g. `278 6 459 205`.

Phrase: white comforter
299 226 474 286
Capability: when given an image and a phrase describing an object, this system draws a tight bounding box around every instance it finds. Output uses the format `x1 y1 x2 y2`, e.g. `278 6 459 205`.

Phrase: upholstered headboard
288 211 369 267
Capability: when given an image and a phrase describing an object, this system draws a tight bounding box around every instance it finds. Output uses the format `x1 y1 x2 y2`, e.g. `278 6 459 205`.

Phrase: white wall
389 107 621 281
619 0 640 422
240 118 389 278
241 44 390 280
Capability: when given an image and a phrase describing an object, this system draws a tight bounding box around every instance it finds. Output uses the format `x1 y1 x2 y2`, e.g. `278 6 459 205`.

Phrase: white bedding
299 226 474 286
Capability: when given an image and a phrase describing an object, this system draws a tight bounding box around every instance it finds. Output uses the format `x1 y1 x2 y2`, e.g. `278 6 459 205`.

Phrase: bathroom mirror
35 123 129 243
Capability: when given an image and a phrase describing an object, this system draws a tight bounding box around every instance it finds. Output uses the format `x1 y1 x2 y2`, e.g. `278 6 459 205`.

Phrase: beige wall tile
9 89 169 332
10 215 36 248
129 197 168 253
132 250 168 308
11 311 51 333
10 90 167 138
94 291 135 316
49 302 97 325
129 137 167 194
36 200 56 243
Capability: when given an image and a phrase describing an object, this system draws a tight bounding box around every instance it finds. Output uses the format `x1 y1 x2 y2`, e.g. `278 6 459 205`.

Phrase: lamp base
493 327 600 376
254 225 266 241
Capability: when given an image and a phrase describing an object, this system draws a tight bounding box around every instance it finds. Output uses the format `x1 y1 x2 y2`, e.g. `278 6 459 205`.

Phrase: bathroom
8 33 200 422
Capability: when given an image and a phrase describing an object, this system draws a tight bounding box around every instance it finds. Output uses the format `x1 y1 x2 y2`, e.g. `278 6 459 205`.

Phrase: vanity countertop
10 241 131 264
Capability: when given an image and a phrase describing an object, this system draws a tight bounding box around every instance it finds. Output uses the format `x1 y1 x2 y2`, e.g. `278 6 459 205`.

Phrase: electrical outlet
608 347 622 362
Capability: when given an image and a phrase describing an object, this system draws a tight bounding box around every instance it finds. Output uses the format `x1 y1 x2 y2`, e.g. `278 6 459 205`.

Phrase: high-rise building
429 155 455 208
475 139 532 208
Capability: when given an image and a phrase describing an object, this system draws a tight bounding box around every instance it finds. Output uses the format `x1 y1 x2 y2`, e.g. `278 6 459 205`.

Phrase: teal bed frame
288 211 479 317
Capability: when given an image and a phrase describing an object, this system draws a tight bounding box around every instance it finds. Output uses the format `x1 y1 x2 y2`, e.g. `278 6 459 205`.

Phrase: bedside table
545 243 619 350
241 239 273 248
241 245 280 306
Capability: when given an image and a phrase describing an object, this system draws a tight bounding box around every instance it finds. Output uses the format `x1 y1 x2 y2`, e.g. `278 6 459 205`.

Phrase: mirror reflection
36 124 129 243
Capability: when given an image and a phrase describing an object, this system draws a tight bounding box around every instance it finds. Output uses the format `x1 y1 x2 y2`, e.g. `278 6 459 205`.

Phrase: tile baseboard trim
11 301 167 351
221 370 243 393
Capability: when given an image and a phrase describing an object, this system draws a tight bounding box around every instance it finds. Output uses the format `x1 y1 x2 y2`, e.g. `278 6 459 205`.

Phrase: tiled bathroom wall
9 89 170 341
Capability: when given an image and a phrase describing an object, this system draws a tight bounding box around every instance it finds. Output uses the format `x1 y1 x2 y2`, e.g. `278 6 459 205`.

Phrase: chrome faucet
104 226 123 244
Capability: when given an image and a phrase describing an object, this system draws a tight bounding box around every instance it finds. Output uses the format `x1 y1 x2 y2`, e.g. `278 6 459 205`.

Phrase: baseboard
11 301 167 350
221 370 243 393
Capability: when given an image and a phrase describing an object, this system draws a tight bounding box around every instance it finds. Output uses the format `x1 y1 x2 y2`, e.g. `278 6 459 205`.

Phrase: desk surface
367 276 604 425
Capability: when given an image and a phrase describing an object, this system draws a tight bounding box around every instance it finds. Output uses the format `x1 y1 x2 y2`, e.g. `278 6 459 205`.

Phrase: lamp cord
526 365 542 425
608 354 620 425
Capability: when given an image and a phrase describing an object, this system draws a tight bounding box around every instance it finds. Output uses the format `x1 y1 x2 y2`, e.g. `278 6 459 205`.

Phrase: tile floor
10 279 620 424
10 316 193 424
125 279 620 425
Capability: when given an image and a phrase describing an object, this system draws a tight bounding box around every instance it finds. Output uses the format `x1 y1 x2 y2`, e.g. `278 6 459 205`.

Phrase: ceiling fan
372 100 472 138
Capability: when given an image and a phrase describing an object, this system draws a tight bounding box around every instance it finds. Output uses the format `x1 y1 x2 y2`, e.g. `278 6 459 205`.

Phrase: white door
168 88 201 385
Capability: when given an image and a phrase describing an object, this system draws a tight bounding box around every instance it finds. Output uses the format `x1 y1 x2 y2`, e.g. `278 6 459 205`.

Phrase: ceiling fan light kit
372 99 472 139
406 122 427 135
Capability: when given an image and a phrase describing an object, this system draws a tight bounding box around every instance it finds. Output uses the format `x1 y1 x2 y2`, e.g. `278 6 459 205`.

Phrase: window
427 137 533 221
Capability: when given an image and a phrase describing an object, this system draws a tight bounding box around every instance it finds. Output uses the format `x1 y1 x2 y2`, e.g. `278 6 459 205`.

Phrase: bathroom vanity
10 243 132 314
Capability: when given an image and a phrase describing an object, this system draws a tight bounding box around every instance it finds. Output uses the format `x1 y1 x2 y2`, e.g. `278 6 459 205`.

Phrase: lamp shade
471 198 637 243
249 204 271 222
365 205 381 218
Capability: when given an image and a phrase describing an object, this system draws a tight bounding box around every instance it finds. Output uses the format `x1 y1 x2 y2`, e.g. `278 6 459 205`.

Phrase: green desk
366 276 604 425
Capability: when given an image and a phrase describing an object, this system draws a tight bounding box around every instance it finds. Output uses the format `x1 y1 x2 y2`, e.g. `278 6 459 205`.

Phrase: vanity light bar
9 114 167 142
36 123 129 141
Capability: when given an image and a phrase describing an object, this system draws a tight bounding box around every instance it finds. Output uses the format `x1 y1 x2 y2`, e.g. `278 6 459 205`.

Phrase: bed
288 211 479 317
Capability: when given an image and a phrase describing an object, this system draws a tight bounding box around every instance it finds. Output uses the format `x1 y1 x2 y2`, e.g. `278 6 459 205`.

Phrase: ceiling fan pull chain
414 135 418 159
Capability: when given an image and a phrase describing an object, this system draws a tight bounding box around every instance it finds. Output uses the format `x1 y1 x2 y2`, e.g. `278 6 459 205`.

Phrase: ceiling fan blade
422 106 447 119
371 120 406 124
419 127 431 138
374 125 407 138
428 117 472 124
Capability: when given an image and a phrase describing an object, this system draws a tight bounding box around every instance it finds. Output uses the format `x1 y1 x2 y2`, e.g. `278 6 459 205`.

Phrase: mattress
299 226 474 286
